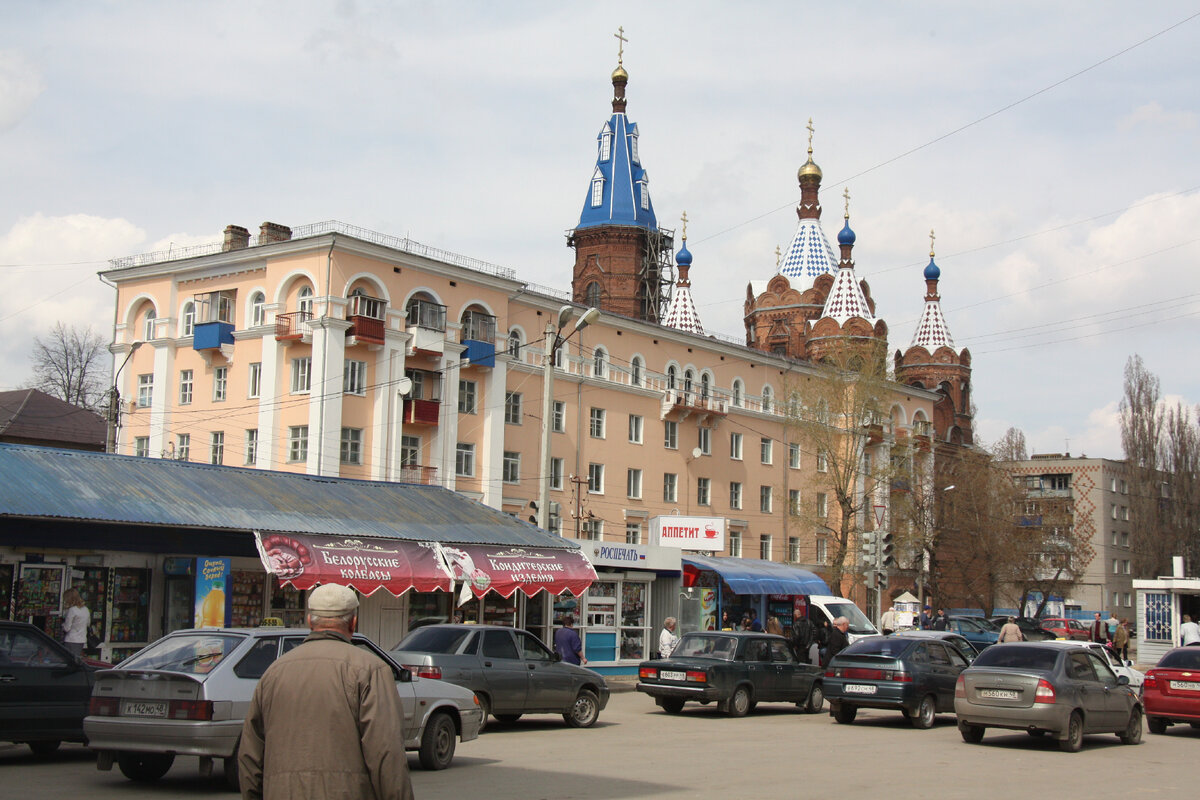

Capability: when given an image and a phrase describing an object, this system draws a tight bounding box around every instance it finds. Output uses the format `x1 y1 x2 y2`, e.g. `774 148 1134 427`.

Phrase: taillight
889 671 913 683
168 699 214 720
89 697 119 716
1034 679 1056 704
1143 671 1158 690
686 670 708 683
404 664 442 679
955 675 965 698
825 668 840 678
639 667 658 679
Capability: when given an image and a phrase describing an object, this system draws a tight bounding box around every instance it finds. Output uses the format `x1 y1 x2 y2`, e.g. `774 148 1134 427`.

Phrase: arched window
250 292 266 327
593 347 607 379
181 302 195 337
761 386 774 413
298 286 314 315
586 282 602 308
667 365 677 390
701 374 711 401
599 128 612 161
630 356 643 388
590 176 604 208
732 380 743 408
684 369 694 400
507 329 523 359
143 308 156 340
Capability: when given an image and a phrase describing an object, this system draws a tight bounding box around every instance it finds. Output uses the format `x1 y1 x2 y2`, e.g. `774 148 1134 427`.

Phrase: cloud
0 50 44 131
1117 102 1198 134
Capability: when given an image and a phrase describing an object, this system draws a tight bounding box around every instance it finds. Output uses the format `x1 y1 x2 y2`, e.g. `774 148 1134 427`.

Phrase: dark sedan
1142 646 1200 734
391 624 609 728
825 633 971 728
0 620 110 755
946 617 999 652
636 631 823 717
987 616 1056 641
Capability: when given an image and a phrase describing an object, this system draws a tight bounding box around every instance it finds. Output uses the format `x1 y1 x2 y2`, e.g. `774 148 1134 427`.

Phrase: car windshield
841 637 910 658
1158 649 1200 669
394 626 472 654
823 602 878 636
971 645 1058 671
673 634 737 661
119 633 244 675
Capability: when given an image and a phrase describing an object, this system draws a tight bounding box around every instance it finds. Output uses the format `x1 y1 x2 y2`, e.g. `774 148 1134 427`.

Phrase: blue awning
682 554 830 596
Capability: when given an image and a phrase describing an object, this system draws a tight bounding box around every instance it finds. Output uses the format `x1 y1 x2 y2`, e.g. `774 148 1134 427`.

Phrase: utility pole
106 341 143 453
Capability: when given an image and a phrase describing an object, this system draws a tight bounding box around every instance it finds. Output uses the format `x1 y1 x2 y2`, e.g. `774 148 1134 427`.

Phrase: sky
2 1 1198 460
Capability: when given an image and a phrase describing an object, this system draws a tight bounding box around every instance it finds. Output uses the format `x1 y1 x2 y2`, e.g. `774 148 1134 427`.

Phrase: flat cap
308 584 360 617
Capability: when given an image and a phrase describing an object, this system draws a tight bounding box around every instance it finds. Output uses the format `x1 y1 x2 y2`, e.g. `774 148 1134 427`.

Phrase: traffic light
880 532 895 568
876 571 890 589
860 530 877 555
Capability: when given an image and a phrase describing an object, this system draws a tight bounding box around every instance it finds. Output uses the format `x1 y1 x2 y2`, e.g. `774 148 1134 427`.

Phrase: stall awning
254 532 596 600
682 555 830 596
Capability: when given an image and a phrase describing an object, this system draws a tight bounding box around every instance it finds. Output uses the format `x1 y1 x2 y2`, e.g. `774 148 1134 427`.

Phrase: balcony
660 389 728 425
347 294 387 347
396 464 438 485
192 290 236 352
406 299 447 356
403 398 440 426
275 311 313 343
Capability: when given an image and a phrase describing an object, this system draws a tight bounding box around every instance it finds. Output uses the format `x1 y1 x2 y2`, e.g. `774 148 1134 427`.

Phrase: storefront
680 554 831 635
1134 557 1200 665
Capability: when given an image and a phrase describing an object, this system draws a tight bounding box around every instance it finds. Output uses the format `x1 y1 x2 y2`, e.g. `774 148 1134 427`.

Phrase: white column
148 340 173 457
479 355 508 509
435 346 465 490
307 317 351 476
257 335 282 469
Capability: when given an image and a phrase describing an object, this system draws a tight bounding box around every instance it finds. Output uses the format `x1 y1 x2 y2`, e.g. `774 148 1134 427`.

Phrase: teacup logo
704 524 718 539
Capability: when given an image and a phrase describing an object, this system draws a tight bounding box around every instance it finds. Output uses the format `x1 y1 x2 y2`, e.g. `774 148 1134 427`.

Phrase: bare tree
991 427 1028 462
29 323 110 411
1161 402 1200 572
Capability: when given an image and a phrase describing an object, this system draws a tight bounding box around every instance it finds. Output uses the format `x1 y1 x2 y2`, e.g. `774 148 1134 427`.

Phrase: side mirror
1116 674 1130 686
398 667 413 683
551 653 562 663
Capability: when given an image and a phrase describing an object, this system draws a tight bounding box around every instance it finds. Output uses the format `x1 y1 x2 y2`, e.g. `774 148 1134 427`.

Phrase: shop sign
650 516 725 551
588 541 681 571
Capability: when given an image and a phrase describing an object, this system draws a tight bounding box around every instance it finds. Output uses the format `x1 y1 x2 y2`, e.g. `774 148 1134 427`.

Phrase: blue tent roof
683 554 830 596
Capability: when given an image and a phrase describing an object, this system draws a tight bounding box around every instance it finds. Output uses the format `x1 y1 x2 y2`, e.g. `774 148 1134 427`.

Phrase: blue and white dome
777 218 837 282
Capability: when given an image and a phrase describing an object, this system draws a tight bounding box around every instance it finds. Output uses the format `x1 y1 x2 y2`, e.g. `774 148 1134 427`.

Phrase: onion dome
612 64 628 81
924 255 941 281
676 240 692 266
910 231 955 351
838 218 856 246
663 213 704 335
798 156 823 182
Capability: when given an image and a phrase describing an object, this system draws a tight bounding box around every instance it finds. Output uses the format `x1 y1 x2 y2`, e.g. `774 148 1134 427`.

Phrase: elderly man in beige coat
239 584 414 800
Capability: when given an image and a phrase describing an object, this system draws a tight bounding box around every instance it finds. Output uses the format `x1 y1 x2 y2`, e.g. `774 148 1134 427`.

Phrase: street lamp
537 305 600 531
918 483 955 608
106 341 144 453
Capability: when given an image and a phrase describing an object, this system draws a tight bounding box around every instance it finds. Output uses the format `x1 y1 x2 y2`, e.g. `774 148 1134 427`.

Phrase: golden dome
611 64 629 81
797 155 822 182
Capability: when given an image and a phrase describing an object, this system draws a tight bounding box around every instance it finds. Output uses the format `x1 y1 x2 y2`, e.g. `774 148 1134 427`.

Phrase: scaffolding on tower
640 227 675 324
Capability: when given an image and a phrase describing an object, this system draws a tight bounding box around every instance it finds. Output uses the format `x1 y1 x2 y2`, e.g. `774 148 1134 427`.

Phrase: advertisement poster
195 557 231 628
700 588 717 631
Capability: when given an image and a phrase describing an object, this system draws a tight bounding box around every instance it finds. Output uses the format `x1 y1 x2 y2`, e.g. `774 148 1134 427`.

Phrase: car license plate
121 700 167 718
844 684 877 695
660 670 687 681
979 689 1019 700
1169 680 1200 691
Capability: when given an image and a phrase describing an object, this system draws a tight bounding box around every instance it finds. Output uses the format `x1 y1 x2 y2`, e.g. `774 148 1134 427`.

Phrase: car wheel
1118 707 1143 745
1147 715 1167 735
224 740 241 792
564 689 600 728
1059 711 1084 752
660 698 685 714
804 682 825 714
832 703 857 725
418 712 457 771
27 741 60 757
117 752 175 782
726 686 752 718
494 714 522 723
909 694 936 730
476 694 491 733
959 723 985 743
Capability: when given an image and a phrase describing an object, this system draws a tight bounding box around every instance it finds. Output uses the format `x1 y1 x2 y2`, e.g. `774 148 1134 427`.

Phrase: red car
1143 646 1200 734
1040 618 1090 641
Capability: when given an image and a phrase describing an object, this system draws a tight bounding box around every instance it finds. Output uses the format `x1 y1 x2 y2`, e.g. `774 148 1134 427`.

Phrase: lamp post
106 341 144 453
537 305 600 531
918 483 955 608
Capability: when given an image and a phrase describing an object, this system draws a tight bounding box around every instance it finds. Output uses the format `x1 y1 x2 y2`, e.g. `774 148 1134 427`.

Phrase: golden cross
929 229 936 257
843 187 851 218
615 26 628 65
806 118 815 153
775 245 782 268
680 210 688 240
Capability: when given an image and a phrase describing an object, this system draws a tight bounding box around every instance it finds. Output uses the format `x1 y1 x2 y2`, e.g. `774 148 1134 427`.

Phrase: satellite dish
396 377 413 396
691 447 703 459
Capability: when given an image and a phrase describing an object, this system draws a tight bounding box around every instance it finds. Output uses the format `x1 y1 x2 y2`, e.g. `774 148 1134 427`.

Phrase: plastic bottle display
197 581 226 628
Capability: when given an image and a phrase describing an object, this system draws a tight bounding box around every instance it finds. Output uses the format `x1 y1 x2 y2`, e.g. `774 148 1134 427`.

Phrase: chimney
222 225 250 251
259 222 292 244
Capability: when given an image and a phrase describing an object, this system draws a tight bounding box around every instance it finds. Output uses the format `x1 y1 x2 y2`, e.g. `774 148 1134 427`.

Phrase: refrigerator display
269 582 306 627
69 566 109 649
0 563 13 620
17 563 66 639
110 567 150 644
229 571 266 628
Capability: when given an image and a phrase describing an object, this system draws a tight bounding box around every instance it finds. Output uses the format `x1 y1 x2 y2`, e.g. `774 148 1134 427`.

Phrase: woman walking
61 587 90 657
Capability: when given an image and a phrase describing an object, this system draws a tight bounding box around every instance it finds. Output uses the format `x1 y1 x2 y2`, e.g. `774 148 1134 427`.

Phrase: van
804 595 879 643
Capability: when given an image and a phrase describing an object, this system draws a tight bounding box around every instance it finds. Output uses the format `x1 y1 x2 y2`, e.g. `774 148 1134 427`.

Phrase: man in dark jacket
822 616 850 666
791 616 816 664
932 608 949 631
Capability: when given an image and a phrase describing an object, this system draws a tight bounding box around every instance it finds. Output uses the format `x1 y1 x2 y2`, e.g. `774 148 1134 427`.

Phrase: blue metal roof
0 443 580 551
683 554 831 596
576 113 658 231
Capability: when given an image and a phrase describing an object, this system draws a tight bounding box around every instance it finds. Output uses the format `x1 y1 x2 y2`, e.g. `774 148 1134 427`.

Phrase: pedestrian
1089 611 1108 643
919 605 932 630
60 587 90 658
748 609 763 632
658 617 679 659
997 615 1024 643
791 615 816 664
822 616 850 666
932 608 948 631
880 606 897 635
1106 611 1120 641
554 613 586 665
1180 614 1200 646
720 610 735 631
238 583 414 800
765 616 784 636
1111 617 1131 663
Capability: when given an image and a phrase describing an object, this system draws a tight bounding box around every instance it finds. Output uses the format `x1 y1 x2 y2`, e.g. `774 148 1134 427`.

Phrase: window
291 357 312 394
458 380 477 414
760 486 773 513
1121 480 1128 494
137 374 153 408
789 443 801 469
816 450 828 472
288 426 308 462
628 414 643 443
698 427 711 455
1121 506 1129 521
297 286 314 315
760 437 772 464
1122 560 1130 575
788 537 800 562
176 433 190 461
663 473 678 503
585 282 602 308
248 362 262 399
627 468 642 499
761 385 773 413
506 329 523 358
664 420 678 449
504 392 522 425
630 132 639 162
593 348 607 379
729 530 742 558
591 177 604 207
588 463 605 494
455 443 475 477
213 366 228 402
552 401 565 433
816 538 828 564
143 309 156 340
1111 591 1120 607
244 429 257 465
700 373 711 400
729 482 742 510
760 535 772 561
1047 474 1070 491
400 435 420 466
630 356 643 387
1111 503 1117 520
210 431 225 465
502 451 520 483
732 380 743 407
1112 559 1119 575
550 457 564 490
816 493 828 518
590 407 606 438
625 522 641 544
729 432 742 460
581 518 603 541
250 292 266 326
181 302 195 336
640 182 650 210
697 477 710 506
344 360 367 395
599 130 612 161
667 365 677 390
789 489 801 515
1123 592 1131 606
134 436 150 457
179 370 193 405
340 428 363 465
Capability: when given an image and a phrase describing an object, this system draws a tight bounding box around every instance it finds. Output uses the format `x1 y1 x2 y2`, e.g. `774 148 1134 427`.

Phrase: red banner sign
439 544 598 599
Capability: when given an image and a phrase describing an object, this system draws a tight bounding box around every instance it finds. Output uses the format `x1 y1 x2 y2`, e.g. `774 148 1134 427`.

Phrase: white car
1060 640 1144 693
